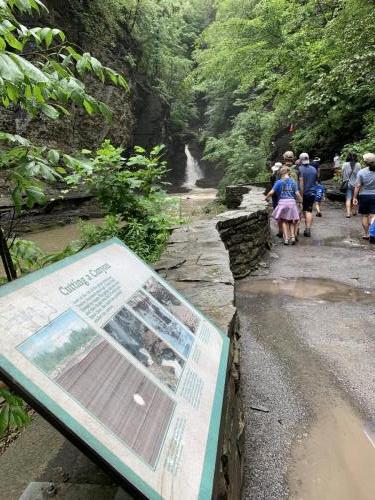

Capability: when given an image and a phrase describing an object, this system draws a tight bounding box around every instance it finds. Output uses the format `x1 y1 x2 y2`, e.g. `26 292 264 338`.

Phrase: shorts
303 194 315 212
346 186 354 201
358 195 375 215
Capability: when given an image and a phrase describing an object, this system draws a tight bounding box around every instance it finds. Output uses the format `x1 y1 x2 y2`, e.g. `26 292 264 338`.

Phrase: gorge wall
0 0 172 154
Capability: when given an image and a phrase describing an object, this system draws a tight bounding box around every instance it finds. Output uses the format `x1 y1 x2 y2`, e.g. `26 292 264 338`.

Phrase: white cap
299 152 310 165
272 162 282 173
363 153 375 164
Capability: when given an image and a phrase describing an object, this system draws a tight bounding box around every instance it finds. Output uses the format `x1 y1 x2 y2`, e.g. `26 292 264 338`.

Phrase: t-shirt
273 178 298 200
298 165 318 195
356 167 375 195
342 162 361 188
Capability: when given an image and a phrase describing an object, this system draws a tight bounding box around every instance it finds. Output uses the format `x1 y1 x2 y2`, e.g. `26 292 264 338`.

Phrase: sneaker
316 212 322 217
290 237 296 245
283 240 289 246
303 228 311 237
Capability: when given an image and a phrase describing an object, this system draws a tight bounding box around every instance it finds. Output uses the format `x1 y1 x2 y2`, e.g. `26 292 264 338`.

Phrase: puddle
237 277 374 304
297 235 369 249
290 405 375 500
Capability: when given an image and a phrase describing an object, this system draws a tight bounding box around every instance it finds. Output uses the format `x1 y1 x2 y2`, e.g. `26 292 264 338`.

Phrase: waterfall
183 145 204 188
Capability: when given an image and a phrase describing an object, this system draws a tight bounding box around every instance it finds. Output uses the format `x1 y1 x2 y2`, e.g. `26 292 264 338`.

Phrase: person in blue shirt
298 152 318 237
266 166 302 245
314 182 326 217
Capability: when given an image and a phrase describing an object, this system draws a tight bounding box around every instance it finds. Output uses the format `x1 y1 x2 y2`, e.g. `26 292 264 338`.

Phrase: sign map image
127 290 194 358
142 277 200 334
18 309 175 468
104 305 185 392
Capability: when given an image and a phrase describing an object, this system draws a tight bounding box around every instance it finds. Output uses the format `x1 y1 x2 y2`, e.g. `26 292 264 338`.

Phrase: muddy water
25 218 105 253
237 277 374 304
0 188 218 277
291 403 375 500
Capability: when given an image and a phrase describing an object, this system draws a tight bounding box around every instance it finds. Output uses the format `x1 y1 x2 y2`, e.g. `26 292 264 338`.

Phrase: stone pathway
236 201 375 499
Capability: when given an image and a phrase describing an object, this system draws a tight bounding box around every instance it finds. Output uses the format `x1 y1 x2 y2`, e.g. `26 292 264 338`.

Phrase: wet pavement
236 201 375 499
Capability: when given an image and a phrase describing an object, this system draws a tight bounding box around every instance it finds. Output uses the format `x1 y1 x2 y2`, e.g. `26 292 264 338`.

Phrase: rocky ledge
156 185 270 498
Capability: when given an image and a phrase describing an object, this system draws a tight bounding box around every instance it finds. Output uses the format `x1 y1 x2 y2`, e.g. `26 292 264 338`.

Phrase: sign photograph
0 238 229 499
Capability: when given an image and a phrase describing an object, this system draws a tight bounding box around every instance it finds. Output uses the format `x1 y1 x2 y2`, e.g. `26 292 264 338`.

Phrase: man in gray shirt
353 153 375 239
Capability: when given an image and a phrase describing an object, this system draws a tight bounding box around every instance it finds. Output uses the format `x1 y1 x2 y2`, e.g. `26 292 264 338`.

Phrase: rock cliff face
0 0 171 154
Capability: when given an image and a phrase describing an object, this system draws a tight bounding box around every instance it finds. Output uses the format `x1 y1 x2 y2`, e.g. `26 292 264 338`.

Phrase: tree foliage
193 0 375 185
0 0 127 210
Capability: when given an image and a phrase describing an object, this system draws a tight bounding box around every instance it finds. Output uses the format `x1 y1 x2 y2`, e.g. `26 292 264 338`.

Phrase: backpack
369 219 375 243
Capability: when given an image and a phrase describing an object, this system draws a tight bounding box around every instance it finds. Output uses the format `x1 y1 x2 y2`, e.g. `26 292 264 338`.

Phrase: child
270 162 283 236
266 167 302 245
314 182 326 217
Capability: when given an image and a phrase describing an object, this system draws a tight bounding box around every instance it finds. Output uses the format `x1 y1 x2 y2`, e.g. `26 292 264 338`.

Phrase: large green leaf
9 53 49 82
0 53 23 81
40 103 59 119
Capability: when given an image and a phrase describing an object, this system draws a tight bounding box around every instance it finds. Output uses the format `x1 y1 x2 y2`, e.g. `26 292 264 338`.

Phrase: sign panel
0 238 229 499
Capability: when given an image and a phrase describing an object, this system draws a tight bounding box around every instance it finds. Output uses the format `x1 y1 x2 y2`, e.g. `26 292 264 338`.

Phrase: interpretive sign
0 238 229 499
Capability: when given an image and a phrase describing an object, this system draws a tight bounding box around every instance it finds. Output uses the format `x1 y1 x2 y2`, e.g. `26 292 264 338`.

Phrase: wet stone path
236 201 375 500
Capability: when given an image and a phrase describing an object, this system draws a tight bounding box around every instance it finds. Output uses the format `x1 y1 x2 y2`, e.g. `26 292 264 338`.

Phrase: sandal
363 235 370 240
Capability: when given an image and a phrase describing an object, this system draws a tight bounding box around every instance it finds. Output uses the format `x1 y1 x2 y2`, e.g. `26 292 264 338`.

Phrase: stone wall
225 185 253 210
218 186 271 279
157 185 269 498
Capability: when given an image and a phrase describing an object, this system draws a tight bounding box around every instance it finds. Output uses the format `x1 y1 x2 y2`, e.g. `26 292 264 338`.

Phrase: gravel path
236 201 375 499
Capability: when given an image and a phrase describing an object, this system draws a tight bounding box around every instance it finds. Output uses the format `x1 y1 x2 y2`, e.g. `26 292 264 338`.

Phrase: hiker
312 157 321 179
352 153 375 240
333 153 341 170
314 182 325 217
341 153 361 218
266 166 302 245
298 152 318 237
282 150 298 181
270 162 283 237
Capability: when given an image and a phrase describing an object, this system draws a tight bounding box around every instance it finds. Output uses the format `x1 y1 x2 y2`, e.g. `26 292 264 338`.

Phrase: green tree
193 0 375 186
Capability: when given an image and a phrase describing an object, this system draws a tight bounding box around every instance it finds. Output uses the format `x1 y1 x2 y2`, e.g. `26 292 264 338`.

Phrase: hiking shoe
290 237 296 245
316 212 322 217
303 228 311 237
283 239 289 245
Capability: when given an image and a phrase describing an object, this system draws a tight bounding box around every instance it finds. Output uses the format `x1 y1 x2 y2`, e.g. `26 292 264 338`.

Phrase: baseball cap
271 162 282 173
283 151 294 160
299 152 310 165
363 153 375 164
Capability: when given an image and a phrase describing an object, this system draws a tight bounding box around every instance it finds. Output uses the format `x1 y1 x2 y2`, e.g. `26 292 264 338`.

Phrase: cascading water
182 145 204 189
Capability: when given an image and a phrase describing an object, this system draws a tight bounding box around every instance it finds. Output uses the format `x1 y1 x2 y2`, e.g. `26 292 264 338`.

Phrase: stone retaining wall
218 186 270 279
157 185 269 498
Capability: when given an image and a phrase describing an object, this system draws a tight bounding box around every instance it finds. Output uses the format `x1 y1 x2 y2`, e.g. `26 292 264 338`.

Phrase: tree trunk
0 226 17 281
